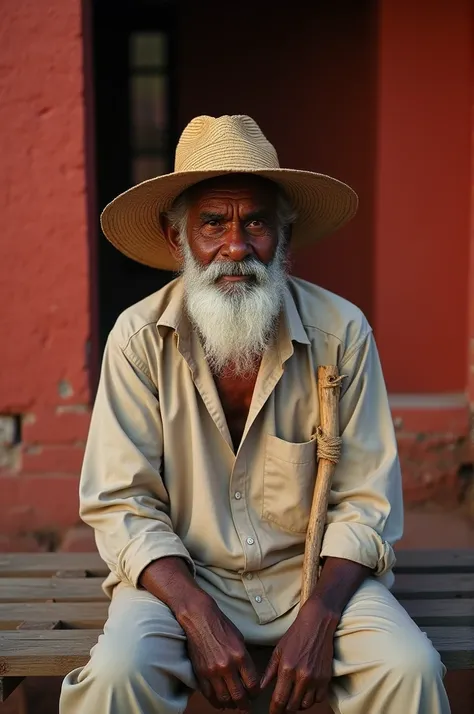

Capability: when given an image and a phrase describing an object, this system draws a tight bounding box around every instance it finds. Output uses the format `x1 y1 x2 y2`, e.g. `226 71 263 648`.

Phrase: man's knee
85 630 154 688
384 629 444 683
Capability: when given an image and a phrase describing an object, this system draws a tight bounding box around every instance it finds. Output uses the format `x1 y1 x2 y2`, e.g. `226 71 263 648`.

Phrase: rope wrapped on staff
300 366 346 606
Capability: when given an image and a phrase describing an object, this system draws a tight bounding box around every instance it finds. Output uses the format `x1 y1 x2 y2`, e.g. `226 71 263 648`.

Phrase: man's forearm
307 556 371 617
139 556 212 623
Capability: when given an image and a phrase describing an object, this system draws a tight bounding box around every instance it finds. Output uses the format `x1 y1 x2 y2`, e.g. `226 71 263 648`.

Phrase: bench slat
0 578 106 602
3 573 468 603
0 599 470 631
0 553 107 578
394 549 474 573
422 627 474 670
400 599 474 626
0 549 472 578
0 626 472 676
0 549 472 576
0 630 101 676
0 602 108 630
392 573 474 599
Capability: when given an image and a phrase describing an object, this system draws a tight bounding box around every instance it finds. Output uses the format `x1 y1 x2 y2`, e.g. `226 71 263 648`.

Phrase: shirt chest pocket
262 434 317 535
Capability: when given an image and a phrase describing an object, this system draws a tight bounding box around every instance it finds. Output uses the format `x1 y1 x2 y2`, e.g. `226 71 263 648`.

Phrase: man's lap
96 575 441 675
60 575 446 714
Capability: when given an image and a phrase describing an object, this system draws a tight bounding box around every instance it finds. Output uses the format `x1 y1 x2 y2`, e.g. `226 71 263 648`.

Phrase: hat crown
175 114 280 173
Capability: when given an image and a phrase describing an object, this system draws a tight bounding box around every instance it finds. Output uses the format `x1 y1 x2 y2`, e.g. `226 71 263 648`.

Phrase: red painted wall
0 0 91 540
178 0 378 321
178 0 474 503
0 0 472 546
374 0 472 393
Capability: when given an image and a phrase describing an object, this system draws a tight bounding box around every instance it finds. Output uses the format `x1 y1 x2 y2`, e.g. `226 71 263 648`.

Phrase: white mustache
198 257 270 285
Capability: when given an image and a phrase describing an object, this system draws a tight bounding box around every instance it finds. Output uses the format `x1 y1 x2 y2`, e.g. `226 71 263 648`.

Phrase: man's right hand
139 556 260 711
177 592 260 711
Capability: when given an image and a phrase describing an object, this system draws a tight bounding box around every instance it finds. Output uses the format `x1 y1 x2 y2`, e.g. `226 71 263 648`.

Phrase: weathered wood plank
1 599 468 634
0 618 63 699
0 578 106 603
400 599 474 626
0 626 472 676
1 598 471 631
0 603 108 630
0 564 472 606
0 549 470 578
0 630 101 676
423 627 474 670
392 573 474 599
395 549 474 574
0 553 107 578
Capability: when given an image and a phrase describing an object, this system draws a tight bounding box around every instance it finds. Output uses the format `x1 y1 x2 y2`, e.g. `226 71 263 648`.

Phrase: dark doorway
91 0 178 358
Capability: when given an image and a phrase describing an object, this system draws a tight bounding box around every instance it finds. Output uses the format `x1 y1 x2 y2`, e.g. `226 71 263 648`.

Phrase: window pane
130 33 167 69
130 75 168 151
132 155 168 184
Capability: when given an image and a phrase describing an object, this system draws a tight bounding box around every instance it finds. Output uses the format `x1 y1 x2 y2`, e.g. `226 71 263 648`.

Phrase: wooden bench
1 549 473 707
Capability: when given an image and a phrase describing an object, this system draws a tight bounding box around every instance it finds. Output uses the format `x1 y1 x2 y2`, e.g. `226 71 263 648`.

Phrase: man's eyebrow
198 208 273 222
199 211 225 222
243 208 272 221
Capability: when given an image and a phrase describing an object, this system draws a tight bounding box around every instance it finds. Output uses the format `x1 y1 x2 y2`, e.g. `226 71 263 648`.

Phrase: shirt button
255 595 262 603
246 537 255 545
246 573 253 580
234 491 242 500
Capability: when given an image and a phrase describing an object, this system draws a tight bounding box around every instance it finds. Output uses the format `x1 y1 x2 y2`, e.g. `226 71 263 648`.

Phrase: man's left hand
260 595 339 713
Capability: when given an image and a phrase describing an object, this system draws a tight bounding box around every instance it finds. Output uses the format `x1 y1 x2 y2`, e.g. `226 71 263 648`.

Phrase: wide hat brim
100 168 358 271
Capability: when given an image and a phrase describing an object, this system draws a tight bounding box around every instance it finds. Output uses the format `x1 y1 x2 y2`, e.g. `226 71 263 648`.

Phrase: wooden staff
300 365 345 606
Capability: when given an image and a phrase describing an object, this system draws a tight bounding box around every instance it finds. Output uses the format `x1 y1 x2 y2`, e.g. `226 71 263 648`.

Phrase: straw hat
101 115 358 271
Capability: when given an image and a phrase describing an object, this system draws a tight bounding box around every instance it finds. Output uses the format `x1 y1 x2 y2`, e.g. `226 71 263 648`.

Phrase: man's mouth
218 275 251 283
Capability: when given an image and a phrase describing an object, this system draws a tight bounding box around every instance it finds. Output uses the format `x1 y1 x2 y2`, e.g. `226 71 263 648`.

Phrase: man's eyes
201 218 268 230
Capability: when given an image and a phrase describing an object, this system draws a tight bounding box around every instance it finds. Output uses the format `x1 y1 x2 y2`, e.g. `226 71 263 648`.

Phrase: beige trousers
60 577 450 714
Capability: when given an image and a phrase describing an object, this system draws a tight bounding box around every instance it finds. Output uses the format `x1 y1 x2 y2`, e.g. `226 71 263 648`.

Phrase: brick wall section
0 0 92 548
393 403 472 504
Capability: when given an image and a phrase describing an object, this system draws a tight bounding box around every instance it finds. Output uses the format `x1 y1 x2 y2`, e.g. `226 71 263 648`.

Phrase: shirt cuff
117 531 196 587
320 522 396 576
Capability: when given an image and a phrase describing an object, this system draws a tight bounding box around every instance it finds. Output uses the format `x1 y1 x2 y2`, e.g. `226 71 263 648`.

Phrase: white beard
179 238 289 377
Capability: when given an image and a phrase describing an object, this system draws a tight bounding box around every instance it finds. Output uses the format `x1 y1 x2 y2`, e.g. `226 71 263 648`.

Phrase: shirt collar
157 278 185 335
282 283 310 346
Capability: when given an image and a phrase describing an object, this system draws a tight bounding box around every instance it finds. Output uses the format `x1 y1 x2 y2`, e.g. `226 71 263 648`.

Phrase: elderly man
60 115 449 714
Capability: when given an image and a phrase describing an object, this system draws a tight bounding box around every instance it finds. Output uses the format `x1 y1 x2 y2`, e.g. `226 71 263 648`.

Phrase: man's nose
221 223 252 261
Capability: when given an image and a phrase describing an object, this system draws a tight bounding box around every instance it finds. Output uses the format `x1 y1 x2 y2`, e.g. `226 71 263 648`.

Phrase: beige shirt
80 276 403 623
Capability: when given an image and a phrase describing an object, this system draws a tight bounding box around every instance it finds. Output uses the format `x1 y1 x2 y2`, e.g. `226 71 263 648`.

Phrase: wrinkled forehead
183 174 280 210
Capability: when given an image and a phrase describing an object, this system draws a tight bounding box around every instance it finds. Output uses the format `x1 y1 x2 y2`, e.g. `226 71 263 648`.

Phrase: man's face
184 175 280 276
164 175 281 276
162 175 291 376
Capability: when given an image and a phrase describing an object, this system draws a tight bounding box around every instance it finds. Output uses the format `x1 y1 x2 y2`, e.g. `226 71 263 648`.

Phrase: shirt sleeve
319 329 403 576
79 329 195 588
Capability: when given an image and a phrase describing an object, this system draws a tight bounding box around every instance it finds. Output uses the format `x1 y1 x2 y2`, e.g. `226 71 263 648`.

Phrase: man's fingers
198 678 225 710
260 648 280 689
301 684 317 709
225 670 251 711
239 651 260 699
287 678 319 712
211 675 233 708
269 670 293 714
